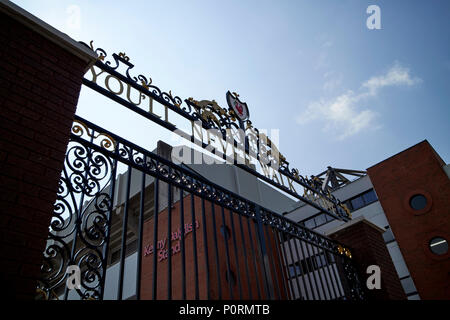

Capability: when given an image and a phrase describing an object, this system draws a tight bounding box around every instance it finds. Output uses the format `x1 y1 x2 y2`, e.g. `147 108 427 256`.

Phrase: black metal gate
36 42 365 300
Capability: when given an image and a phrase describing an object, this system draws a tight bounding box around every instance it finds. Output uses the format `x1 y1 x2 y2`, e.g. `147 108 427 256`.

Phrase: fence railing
36 116 365 300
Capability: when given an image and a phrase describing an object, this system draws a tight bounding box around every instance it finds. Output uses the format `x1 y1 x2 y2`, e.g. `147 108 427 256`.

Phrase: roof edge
366 139 430 170
0 0 97 70
324 216 386 236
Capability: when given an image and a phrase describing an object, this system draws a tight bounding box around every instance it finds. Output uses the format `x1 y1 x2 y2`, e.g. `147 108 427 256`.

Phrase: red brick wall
329 220 406 300
367 140 450 299
0 12 92 299
140 194 288 300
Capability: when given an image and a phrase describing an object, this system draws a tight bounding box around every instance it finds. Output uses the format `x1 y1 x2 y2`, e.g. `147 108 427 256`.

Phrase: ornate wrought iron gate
36 43 365 300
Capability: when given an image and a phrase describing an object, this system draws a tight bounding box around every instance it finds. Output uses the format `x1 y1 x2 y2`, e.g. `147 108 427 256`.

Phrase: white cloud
297 63 421 140
297 90 377 140
362 63 422 95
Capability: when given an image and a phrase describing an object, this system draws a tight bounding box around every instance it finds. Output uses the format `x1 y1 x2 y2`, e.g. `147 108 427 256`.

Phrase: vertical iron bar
262 225 282 299
334 254 347 300
228 209 243 300
316 247 334 300
323 250 340 300
298 238 318 300
324 250 343 299
253 206 274 300
332 254 347 299
291 237 312 301
237 212 252 299
335 255 350 299
244 206 262 299
273 230 293 300
220 206 233 299
277 230 295 300
316 246 333 300
200 196 210 300
179 188 186 300
117 166 132 300
306 242 327 299
190 193 199 300
285 234 302 299
167 173 172 300
99 154 118 300
135 155 146 300
152 178 159 300
210 199 222 299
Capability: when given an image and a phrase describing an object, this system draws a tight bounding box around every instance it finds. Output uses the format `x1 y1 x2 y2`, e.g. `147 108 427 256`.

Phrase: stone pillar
0 0 97 299
327 217 406 300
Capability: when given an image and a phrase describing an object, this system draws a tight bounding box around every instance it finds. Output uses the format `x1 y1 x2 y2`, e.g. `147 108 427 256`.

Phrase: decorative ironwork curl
82 41 185 111
38 137 115 300
72 120 116 152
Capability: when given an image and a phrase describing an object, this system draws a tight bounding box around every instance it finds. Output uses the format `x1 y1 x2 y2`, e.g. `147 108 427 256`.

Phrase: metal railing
36 116 364 300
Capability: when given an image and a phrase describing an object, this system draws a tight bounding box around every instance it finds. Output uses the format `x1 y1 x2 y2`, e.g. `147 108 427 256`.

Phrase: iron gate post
254 205 275 300
99 154 118 300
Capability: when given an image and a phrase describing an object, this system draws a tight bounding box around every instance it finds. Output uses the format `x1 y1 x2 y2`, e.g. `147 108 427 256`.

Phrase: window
288 263 302 278
315 253 327 268
299 189 378 229
409 194 427 211
304 219 315 229
345 189 378 212
429 237 448 255
400 277 416 294
315 214 327 226
350 196 365 211
300 213 335 230
362 189 377 204
382 226 395 243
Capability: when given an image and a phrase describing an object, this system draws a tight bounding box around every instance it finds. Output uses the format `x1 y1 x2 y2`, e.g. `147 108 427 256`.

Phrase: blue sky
13 0 450 177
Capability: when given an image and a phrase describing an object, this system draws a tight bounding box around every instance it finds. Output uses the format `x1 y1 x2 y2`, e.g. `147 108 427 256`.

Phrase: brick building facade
367 140 450 299
140 193 288 300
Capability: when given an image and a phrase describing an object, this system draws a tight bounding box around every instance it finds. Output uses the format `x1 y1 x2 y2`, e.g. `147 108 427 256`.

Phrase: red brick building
367 140 450 299
140 193 288 300
289 140 449 300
